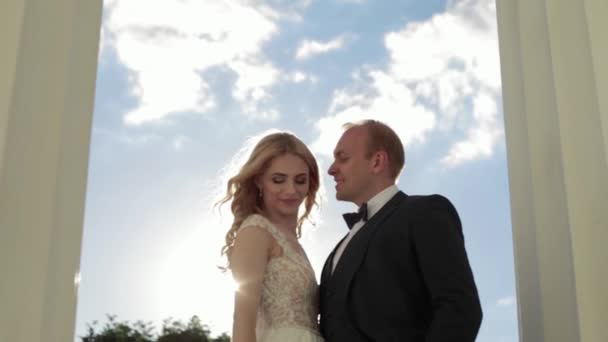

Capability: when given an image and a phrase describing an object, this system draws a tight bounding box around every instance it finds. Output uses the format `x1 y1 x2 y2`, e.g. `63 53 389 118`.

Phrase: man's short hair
343 120 405 179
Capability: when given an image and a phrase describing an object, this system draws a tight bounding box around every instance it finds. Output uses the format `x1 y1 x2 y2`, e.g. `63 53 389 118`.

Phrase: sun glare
154 217 235 334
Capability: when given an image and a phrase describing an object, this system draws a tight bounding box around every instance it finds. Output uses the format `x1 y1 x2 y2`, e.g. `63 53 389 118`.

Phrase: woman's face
257 153 310 219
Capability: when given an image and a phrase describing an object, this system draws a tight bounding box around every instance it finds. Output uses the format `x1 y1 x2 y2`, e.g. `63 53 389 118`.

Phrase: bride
217 132 324 342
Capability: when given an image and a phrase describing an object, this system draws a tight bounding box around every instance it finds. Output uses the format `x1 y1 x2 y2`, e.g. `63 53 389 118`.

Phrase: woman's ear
254 176 262 192
253 177 264 199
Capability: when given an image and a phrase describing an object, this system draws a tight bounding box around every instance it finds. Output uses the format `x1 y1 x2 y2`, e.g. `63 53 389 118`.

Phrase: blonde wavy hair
216 132 320 270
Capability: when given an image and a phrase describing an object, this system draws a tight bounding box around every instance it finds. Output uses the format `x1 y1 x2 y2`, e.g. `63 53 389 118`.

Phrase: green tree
80 315 230 342
81 315 155 342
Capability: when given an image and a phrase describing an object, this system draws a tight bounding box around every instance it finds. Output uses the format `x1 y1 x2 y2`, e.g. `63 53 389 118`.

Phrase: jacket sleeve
410 195 483 342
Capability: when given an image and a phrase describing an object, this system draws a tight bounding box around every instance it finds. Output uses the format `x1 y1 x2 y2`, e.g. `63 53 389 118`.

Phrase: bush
81 315 230 342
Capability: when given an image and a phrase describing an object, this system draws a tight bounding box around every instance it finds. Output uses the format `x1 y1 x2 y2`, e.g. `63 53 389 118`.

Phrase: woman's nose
283 180 297 194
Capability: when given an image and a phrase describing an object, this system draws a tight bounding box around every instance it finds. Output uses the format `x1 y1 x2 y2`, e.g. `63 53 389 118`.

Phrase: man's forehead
336 128 365 148
334 142 357 157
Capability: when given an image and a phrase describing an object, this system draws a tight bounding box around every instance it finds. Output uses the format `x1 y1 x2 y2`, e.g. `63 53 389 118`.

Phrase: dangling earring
258 189 263 198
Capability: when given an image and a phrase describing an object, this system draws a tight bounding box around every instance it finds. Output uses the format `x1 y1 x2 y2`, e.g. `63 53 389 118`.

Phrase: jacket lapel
329 192 407 292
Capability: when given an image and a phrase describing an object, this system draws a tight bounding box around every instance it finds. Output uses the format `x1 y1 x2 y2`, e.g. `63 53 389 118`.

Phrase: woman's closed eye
271 175 286 184
271 175 308 184
294 175 308 185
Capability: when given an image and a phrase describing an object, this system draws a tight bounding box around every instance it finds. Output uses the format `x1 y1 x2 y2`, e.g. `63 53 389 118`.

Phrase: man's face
328 127 373 204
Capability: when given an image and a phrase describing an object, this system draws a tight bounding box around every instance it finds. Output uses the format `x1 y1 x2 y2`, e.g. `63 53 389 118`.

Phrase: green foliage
81 315 230 342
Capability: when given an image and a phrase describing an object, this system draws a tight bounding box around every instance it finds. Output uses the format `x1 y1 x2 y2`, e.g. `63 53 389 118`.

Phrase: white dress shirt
332 185 400 273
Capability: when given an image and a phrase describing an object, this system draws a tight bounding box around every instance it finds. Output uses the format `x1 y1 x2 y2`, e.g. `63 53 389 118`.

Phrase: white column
0 0 25 170
584 0 608 163
0 0 103 341
496 1 608 341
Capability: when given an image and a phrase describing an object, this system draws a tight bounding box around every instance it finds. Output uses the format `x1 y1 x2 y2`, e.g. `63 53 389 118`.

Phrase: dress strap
240 214 291 253
240 214 314 280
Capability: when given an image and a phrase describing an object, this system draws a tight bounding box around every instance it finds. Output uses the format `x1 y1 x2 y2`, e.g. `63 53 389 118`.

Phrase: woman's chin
276 207 300 217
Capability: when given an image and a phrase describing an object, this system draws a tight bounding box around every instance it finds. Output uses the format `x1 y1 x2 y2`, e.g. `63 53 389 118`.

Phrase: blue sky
75 0 518 341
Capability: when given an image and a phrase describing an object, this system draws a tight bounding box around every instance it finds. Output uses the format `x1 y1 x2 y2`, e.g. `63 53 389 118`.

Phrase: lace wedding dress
239 214 324 342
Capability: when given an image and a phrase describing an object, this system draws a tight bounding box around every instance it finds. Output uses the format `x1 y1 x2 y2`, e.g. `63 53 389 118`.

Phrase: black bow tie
342 203 368 229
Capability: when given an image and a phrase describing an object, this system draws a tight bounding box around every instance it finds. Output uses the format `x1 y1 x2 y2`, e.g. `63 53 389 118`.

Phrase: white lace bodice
239 214 320 337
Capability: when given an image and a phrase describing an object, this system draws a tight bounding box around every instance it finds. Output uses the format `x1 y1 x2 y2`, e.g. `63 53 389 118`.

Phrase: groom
319 120 482 341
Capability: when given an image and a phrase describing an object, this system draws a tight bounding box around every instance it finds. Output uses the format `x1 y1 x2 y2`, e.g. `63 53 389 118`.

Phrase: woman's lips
281 199 300 206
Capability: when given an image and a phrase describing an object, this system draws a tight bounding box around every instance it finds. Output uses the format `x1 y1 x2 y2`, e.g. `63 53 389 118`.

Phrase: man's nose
328 162 336 175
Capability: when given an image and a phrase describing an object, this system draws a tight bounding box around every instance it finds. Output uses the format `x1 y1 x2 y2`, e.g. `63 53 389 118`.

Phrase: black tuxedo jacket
319 192 482 341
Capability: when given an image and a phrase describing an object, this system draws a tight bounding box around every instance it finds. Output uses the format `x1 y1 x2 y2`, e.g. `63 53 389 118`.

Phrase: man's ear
371 151 389 174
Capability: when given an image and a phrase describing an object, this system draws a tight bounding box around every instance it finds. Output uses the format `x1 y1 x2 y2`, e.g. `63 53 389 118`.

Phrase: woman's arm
230 226 272 342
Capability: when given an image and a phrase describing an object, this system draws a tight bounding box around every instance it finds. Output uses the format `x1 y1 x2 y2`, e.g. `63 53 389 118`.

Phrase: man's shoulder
399 193 459 217
402 193 453 208
400 193 461 224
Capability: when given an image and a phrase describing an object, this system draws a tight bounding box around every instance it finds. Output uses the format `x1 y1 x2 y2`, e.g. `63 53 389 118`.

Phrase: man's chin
335 191 349 202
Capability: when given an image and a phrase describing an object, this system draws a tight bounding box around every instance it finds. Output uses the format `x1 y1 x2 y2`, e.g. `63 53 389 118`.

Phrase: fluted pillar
0 0 103 341
496 0 608 341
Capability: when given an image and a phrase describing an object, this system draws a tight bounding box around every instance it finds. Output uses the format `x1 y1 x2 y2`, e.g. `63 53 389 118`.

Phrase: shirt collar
364 184 399 220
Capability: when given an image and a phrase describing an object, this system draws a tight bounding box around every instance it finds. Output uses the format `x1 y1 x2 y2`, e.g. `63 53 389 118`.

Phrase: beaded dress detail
238 214 324 342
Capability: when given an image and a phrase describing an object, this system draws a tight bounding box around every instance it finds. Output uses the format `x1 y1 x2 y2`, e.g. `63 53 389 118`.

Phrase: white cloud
102 0 288 125
312 0 502 167
385 0 501 90
118 133 160 146
173 136 188 151
230 59 280 121
497 295 516 307
441 91 502 166
296 35 350 60
287 71 318 83
312 70 436 157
